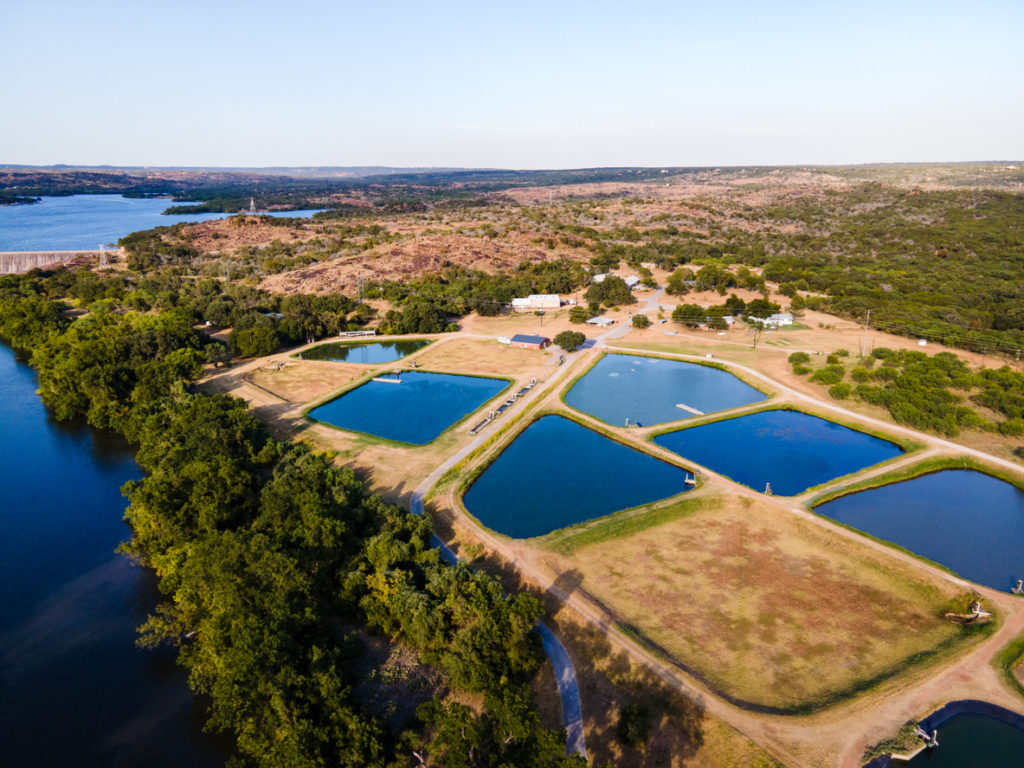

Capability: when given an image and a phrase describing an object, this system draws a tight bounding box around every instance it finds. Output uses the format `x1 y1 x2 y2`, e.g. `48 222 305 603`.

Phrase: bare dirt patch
181 215 315 253
258 232 592 295
544 493 965 712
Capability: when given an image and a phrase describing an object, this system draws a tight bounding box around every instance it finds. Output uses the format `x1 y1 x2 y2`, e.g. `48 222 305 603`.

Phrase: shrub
631 314 650 329
788 351 810 365
850 366 871 382
810 365 845 385
792 364 812 375
829 382 852 399
1000 418 1024 437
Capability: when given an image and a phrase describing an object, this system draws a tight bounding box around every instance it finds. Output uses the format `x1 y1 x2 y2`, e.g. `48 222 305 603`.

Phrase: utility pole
861 309 871 357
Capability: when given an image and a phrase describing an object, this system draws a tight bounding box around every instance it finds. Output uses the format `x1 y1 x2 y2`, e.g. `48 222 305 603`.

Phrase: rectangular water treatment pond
463 415 693 538
309 371 507 445
298 339 430 364
654 409 903 496
817 469 1024 591
564 353 766 427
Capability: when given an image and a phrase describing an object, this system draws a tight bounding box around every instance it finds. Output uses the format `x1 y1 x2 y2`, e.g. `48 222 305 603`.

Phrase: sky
2 0 1022 168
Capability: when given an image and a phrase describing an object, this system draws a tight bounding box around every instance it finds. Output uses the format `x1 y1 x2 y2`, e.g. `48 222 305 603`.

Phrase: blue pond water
0 345 230 766
905 713 1024 766
0 195 323 251
463 415 692 538
816 470 1024 591
654 409 903 496
564 353 766 427
309 371 507 444
299 339 430 364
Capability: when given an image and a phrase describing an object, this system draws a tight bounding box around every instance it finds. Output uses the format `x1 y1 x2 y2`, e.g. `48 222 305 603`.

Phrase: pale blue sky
3 0 1021 167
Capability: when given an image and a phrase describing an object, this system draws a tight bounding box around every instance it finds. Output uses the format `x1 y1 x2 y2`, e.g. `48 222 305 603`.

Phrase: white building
586 316 615 327
511 294 561 311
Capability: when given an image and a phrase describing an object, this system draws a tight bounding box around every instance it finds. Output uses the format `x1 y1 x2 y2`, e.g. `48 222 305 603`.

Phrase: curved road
408 347 589 759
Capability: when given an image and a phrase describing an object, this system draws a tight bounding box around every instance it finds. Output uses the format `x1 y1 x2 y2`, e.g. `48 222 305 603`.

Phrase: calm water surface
816 470 1024 591
299 339 430 364
463 415 692 538
0 195 323 251
905 714 1024 766
564 353 765 427
654 409 903 496
0 344 230 767
310 371 507 444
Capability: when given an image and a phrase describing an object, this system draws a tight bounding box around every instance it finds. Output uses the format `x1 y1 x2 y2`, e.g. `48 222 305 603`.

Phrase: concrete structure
509 334 551 349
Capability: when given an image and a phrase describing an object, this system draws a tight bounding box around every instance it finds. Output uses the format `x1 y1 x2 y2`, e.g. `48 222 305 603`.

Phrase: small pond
564 353 766 427
903 713 1024 766
816 470 1024 591
299 339 430 364
654 409 903 496
309 371 507 444
463 414 692 538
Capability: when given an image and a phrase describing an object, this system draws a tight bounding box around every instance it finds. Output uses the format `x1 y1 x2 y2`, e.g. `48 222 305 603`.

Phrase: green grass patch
541 496 708 555
993 629 1024 700
809 454 1024 508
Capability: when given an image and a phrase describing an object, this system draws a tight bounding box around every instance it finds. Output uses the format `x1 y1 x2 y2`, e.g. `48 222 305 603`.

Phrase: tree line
0 270 586 768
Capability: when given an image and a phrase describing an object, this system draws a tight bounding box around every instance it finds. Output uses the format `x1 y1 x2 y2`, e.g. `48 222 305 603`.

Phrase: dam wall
0 250 111 275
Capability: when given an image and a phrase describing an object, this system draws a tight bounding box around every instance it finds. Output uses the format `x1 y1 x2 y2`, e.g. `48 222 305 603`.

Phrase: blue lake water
816 470 1024 591
564 353 766 427
654 409 904 496
309 371 507 444
299 339 430 364
0 195 323 251
463 415 692 538
0 344 230 767
905 713 1024 766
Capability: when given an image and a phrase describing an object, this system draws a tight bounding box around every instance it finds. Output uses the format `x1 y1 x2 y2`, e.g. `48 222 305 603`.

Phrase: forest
0 270 585 768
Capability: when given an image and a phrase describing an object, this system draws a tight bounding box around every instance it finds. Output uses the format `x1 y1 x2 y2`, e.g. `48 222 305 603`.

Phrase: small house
511 298 532 311
509 334 551 350
586 316 615 327
769 312 794 327
591 273 609 283
623 275 641 290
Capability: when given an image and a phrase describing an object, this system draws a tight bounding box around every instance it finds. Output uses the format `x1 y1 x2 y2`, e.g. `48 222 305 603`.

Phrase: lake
564 353 766 427
309 371 508 444
463 414 692 538
0 195 324 251
816 470 1024 591
0 344 230 767
298 339 430 364
904 713 1024 766
654 409 904 496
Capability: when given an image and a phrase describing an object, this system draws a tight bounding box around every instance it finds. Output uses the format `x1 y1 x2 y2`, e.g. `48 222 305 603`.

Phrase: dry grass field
539 493 968 712
246 360 365 402
413 337 551 376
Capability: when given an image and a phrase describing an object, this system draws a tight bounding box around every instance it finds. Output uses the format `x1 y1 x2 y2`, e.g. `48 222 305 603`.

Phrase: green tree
568 305 590 323
632 314 650 329
553 330 586 350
